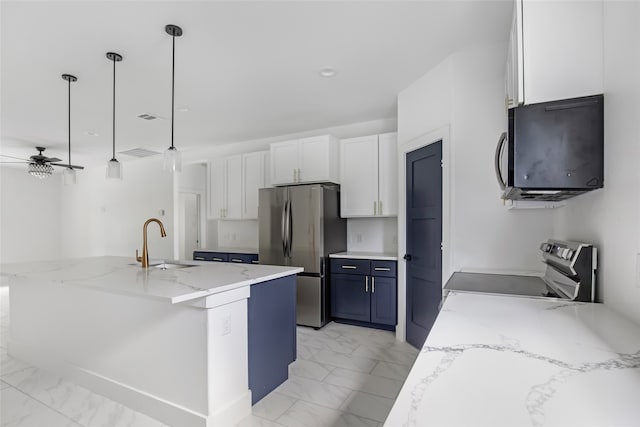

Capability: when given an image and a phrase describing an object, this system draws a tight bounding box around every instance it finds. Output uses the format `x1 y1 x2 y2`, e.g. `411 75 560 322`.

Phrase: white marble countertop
196 247 258 254
1 256 302 305
330 251 398 261
385 292 640 427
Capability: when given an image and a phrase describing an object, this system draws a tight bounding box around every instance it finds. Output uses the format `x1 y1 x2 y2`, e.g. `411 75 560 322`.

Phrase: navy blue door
405 141 443 349
370 276 396 325
331 274 370 322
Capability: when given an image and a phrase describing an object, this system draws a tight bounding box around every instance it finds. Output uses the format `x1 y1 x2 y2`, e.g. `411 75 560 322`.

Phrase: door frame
396 125 452 343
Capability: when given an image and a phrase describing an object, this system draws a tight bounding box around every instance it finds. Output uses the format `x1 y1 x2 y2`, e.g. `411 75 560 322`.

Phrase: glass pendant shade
163 146 182 173
106 158 122 180
63 167 76 185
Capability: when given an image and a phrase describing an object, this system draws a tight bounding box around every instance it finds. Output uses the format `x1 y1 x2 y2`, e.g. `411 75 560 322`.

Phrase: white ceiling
1 1 512 168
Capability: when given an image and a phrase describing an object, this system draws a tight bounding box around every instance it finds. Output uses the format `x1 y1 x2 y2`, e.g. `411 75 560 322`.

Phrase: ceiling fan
0 146 85 179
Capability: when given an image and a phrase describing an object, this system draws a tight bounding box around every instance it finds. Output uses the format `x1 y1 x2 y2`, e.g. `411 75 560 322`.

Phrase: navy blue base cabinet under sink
330 258 397 331
247 275 296 404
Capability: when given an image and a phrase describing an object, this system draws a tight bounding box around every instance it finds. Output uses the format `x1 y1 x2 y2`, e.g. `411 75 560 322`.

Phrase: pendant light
163 24 183 173
61 74 77 185
106 52 123 180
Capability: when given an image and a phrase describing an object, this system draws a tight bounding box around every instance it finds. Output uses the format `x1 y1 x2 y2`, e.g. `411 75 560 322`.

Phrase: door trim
397 125 452 344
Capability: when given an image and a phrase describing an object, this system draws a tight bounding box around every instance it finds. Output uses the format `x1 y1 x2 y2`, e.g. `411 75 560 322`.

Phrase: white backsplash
216 220 259 249
347 217 398 253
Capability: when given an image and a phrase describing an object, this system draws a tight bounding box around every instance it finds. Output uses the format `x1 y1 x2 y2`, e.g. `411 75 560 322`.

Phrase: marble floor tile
352 344 418 367
274 375 352 409
311 349 378 374
251 392 297 421
235 414 284 427
288 358 334 381
0 349 32 376
369 361 413 381
2 366 167 427
323 368 404 399
276 400 378 427
1 387 79 427
339 391 395 423
1 379 10 390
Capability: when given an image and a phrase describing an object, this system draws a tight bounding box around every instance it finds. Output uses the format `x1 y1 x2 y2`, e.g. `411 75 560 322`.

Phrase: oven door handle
495 132 507 191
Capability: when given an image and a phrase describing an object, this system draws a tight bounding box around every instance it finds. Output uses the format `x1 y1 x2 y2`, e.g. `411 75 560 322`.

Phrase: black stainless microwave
495 94 604 201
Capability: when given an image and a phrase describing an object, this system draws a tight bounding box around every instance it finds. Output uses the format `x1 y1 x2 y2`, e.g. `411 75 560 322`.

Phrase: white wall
553 1 640 324
0 167 62 263
59 157 174 260
347 218 397 253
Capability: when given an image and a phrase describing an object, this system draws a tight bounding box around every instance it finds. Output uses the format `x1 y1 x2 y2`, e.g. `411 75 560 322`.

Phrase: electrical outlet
222 315 231 335
356 234 363 243
232 233 237 241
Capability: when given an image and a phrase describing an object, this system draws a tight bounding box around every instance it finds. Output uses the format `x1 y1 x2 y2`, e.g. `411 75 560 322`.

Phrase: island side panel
7 275 248 426
247 275 297 404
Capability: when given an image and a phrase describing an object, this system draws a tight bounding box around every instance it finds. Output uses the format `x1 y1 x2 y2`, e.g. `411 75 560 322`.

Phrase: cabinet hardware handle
293 169 297 182
365 276 369 293
374 267 391 271
231 258 243 263
372 277 375 293
251 260 260 264
341 265 357 269
194 257 205 261
213 258 224 261
297 168 301 182
373 201 377 215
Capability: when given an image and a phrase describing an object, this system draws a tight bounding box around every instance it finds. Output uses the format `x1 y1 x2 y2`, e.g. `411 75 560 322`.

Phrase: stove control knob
559 248 570 259
540 243 552 253
564 249 574 260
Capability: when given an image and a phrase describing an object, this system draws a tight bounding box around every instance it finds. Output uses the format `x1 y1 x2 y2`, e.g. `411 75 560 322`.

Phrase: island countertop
385 292 640 427
1 256 302 304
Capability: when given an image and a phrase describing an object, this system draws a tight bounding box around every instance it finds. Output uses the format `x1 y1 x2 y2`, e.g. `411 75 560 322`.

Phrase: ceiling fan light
28 162 53 179
106 158 122 180
163 146 182 173
63 167 76 185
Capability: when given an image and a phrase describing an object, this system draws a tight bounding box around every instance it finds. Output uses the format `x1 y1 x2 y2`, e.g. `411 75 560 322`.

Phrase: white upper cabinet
339 132 397 218
208 151 267 220
270 135 339 186
507 0 603 106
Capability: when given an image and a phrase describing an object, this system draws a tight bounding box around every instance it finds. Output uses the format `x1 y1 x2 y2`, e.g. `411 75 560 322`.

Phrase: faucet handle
136 249 142 263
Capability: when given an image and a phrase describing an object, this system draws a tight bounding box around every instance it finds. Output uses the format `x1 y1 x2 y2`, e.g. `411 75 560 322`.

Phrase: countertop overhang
1 256 303 305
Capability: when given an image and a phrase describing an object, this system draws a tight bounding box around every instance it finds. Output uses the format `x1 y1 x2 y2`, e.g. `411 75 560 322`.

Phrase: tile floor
0 285 418 427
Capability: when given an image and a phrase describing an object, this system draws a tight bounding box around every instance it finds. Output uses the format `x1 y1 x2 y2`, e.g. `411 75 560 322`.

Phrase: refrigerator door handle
286 199 293 258
281 199 288 257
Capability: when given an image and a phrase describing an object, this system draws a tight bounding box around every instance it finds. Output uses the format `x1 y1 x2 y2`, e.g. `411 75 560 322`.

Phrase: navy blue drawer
371 261 396 278
229 253 259 264
330 258 370 275
193 251 228 262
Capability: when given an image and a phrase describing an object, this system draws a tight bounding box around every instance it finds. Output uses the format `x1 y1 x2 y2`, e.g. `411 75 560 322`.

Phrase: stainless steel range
445 239 597 302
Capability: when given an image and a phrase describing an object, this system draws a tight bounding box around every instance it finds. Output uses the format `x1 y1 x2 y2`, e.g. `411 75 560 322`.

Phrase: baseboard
8 339 251 427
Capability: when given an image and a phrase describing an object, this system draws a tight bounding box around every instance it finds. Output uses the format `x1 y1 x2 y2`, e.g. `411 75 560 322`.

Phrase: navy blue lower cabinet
331 274 370 322
330 258 397 331
370 276 397 326
247 275 296 405
193 251 258 264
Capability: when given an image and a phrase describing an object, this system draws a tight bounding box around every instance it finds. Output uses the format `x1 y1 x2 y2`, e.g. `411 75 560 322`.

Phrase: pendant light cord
112 57 116 160
170 33 175 150
68 78 71 168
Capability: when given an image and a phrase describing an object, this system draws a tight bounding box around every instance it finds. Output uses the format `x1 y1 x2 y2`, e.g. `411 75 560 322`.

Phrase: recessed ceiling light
85 131 99 137
176 107 190 112
319 67 337 78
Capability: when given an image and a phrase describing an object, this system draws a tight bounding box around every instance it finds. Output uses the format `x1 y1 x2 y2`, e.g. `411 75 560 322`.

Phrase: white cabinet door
298 136 332 183
270 140 299 185
225 155 242 219
340 135 378 217
378 133 398 216
242 151 265 219
208 158 226 220
519 0 602 104
505 0 523 108
261 151 271 188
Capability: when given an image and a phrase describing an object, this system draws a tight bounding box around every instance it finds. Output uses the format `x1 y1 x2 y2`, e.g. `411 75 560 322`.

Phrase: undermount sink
150 262 198 270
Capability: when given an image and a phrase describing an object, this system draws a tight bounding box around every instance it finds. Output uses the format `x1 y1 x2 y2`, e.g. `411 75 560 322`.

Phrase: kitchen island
385 291 640 426
1 256 302 427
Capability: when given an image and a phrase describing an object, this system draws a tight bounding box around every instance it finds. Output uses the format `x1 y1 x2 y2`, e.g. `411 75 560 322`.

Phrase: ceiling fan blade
51 163 85 170
0 161 30 164
44 157 62 163
0 154 30 161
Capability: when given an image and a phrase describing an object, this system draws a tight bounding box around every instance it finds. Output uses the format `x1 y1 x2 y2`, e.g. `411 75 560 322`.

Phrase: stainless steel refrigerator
259 184 346 328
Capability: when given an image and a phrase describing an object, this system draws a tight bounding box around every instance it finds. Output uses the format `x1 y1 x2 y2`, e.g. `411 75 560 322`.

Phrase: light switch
222 315 231 335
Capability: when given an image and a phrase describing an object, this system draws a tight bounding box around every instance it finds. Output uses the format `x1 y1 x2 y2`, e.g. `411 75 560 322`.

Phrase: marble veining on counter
330 251 397 261
1 256 302 304
385 292 640 427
